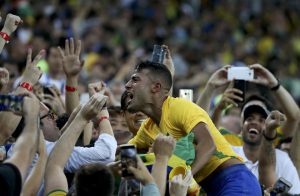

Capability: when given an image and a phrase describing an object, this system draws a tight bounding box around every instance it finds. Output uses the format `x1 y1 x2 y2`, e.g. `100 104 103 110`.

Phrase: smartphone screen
120 144 137 177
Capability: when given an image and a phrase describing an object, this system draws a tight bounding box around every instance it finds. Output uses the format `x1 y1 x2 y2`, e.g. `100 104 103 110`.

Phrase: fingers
26 48 32 67
70 37 75 54
32 49 46 66
58 46 64 58
62 38 82 56
162 45 170 58
183 170 193 185
65 39 70 56
75 39 82 56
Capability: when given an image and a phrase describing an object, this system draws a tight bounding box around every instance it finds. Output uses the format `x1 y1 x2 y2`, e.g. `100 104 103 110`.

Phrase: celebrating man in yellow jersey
125 61 261 195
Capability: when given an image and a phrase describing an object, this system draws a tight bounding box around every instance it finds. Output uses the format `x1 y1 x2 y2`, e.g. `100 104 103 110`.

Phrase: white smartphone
227 67 254 81
179 89 193 102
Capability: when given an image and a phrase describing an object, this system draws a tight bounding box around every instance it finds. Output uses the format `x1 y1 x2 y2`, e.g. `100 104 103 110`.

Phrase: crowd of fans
0 0 300 195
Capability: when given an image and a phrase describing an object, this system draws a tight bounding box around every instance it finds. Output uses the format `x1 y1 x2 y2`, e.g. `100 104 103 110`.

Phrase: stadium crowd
0 0 300 195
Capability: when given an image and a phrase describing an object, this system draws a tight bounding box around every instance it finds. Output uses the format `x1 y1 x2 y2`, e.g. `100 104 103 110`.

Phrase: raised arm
259 111 285 188
0 13 22 53
250 64 300 137
58 38 83 114
151 135 176 195
196 66 230 113
162 45 175 95
44 94 107 194
290 122 300 176
21 132 47 196
191 123 216 175
211 87 242 128
4 92 40 183
0 48 44 145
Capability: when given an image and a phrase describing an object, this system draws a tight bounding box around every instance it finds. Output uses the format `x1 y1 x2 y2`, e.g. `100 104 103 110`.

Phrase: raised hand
162 45 175 75
88 81 105 97
41 86 65 115
207 65 231 88
22 92 40 118
21 48 45 86
219 87 243 108
265 111 286 138
153 134 176 159
2 13 23 35
249 64 278 88
0 67 9 91
128 156 154 185
58 38 83 78
169 170 193 196
78 94 107 121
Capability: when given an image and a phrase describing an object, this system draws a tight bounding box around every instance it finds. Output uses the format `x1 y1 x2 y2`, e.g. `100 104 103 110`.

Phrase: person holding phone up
197 63 300 194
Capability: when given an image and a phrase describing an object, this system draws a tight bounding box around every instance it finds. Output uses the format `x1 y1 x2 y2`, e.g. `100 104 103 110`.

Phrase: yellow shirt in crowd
129 96 242 182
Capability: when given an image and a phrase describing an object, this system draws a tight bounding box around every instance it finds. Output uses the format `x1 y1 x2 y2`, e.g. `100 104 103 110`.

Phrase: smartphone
233 80 245 104
120 144 137 177
0 94 23 113
151 45 166 64
227 67 254 81
271 177 292 194
179 89 193 102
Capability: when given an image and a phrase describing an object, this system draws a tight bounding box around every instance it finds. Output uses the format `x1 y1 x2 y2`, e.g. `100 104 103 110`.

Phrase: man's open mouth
249 128 259 135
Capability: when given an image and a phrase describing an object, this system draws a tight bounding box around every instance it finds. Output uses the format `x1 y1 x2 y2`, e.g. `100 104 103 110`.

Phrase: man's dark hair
55 113 70 130
135 60 172 92
75 163 114 196
108 106 123 117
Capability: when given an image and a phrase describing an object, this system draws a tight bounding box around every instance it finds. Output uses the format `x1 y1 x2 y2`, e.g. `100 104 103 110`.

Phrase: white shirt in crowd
8 133 117 172
232 146 300 194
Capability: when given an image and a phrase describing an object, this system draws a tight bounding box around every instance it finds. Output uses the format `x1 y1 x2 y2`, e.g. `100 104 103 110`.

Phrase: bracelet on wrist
0 32 10 43
97 116 109 124
19 82 33 91
65 85 77 92
270 80 281 91
263 131 277 141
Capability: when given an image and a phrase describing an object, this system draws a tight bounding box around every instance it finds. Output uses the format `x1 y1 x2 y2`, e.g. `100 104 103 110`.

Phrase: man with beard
125 61 261 195
232 96 300 194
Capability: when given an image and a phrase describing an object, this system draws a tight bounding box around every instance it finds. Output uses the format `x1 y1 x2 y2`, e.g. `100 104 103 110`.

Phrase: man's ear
151 82 162 93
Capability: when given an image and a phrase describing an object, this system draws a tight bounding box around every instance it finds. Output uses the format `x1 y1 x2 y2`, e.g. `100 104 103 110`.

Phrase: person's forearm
21 151 47 196
65 77 80 114
274 86 300 137
290 128 300 177
151 156 169 196
83 121 93 145
7 117 39 181
191 143 215 175
196 84 214 113
258 138 277 188
0 28 12 54
211 104 223 129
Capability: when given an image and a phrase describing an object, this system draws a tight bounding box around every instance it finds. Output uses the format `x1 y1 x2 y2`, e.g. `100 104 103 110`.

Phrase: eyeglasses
40 111 56 121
